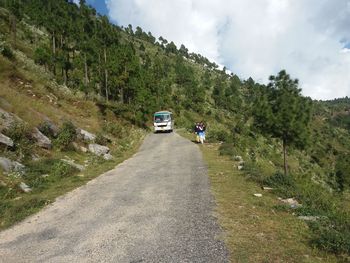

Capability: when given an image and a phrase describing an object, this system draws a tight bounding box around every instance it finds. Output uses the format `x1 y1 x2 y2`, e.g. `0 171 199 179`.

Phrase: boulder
77 128 96 141
31 128 52 149
0 108 22 131
88 144 110 156
0 133 14 147
19 182 32 193
103 153 114 160
0 157 25 173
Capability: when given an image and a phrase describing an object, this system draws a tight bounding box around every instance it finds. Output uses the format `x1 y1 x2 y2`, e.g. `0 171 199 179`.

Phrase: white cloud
105 0 350 100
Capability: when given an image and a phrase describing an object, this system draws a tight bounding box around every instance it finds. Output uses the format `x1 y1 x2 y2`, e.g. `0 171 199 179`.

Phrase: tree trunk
84 53 89 86
104 47 109 102
283 138 288 176
98 53 102 96
52 32 56 75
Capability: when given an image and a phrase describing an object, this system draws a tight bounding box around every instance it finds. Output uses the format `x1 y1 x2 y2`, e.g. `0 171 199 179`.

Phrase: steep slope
0 0 350 259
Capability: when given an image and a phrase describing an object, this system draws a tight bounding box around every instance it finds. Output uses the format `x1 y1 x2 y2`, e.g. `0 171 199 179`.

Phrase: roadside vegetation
0 1 350 260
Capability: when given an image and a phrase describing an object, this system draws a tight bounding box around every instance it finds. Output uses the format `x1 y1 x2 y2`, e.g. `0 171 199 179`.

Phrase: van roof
154 111 172 115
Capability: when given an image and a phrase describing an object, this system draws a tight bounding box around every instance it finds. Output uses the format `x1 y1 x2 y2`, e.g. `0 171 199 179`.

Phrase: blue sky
85 0 350 100
85 0 108 16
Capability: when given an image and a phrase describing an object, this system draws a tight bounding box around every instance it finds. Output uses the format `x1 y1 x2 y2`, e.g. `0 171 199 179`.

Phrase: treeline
0 0 229 125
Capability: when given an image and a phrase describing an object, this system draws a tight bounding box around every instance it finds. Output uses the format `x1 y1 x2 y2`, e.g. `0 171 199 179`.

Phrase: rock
88 144 110 156
103 153 114 160
278 197 302 208
233 155 243 162
262 186 274 191
61 158 85 171
77 128 96 141
254 193 262 197
80 146 88 153
19 182 32 193
298 216 319 221
0 157 25 173
0 108 23 131
0 133 14 147
31 128 52 149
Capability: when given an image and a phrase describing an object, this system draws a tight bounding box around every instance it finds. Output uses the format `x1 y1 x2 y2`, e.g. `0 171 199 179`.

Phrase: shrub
4 122 33 160
207 129 233 143
263 171 297 197
103 122 123 138
1 45 15 60
309 213 350 255
38 121 56 138
51 161 77 177
95 132 109 145
55 121 76 150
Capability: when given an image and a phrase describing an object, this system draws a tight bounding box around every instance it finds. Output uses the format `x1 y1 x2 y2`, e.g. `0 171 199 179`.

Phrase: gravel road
0 132 229 263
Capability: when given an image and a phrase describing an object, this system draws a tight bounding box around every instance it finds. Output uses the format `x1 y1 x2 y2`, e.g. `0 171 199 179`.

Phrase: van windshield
154 114 170 123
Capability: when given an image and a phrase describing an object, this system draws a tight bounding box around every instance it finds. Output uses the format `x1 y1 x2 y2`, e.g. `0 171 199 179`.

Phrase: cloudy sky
84 0 350 100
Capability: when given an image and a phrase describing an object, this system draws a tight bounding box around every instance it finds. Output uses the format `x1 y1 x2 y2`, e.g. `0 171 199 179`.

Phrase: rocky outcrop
0 157 25 174
31 128 52 149
0 108 22 132
88 144 110 156
77 129 96 141
0 133 14 147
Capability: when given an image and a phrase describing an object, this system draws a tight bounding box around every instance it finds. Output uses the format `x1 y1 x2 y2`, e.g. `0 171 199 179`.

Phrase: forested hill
1 0 350 258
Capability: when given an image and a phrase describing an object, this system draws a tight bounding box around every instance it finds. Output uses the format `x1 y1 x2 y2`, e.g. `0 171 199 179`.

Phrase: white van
153 111 174 132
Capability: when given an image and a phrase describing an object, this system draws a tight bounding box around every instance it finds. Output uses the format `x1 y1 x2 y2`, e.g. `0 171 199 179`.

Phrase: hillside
0 0 350 260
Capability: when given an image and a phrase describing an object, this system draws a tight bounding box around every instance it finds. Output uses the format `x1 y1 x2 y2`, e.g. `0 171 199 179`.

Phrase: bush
263 171 297 197
207 129 233 143
4 122 33 160
1 45 15 60
55 121 76 150
38 121 56 138
309 213 350 255
103 122 124 138
51 161 77 177
95 132 109 145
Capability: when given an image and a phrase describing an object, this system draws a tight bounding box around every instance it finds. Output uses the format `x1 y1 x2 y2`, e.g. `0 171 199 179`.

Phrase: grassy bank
178 130 338 262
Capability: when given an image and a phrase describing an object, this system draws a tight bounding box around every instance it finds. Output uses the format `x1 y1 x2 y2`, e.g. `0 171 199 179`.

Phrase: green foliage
38 121 56 138
95 132 109 145
335 154 350 191
1 45 15 60
263 172 297 197
309 213 350 255
51 161 77 177
253 70 312 175
54 121 77 150
4 122 33 160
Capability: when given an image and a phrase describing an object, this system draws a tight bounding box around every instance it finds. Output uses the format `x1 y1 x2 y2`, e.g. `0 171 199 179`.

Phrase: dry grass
201 143 338 263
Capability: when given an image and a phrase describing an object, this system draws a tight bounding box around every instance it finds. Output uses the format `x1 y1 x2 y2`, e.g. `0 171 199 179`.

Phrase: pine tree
254 70 312 175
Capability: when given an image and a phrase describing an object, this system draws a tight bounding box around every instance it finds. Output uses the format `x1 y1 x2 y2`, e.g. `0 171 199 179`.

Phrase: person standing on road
194 122 200 143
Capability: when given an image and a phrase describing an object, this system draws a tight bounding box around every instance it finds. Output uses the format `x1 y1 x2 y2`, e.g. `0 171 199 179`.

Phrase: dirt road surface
0 132 228 262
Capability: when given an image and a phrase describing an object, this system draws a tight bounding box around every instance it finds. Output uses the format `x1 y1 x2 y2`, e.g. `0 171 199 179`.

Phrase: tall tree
253 70 312 175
